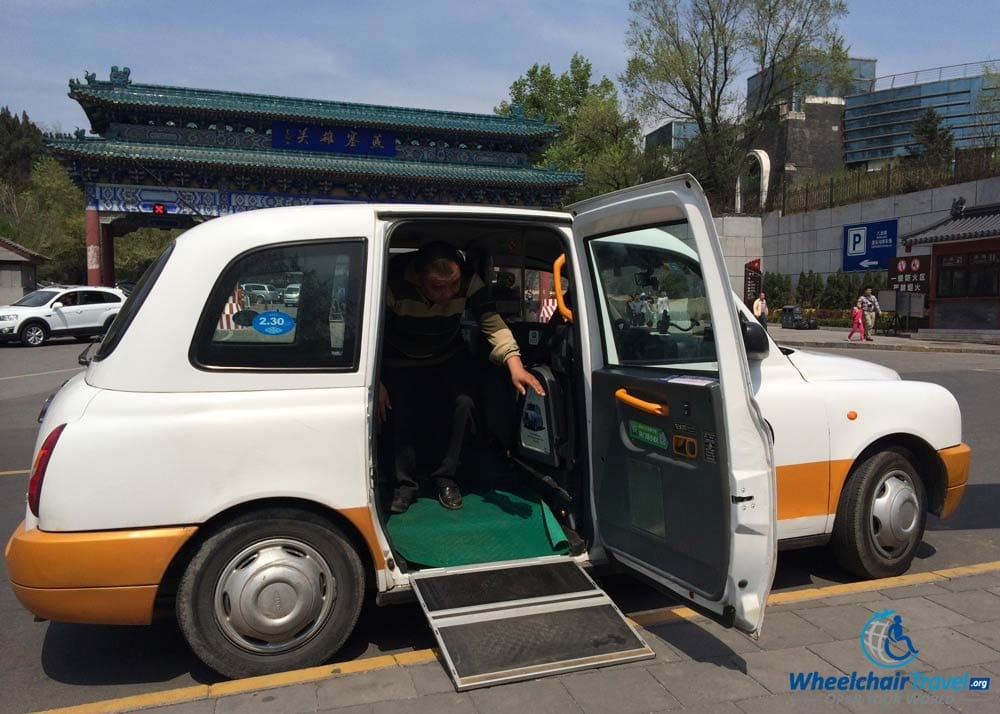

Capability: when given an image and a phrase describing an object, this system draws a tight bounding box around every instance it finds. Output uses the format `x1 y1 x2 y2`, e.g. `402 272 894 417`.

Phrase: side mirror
741 316 770 361
51 302 64 309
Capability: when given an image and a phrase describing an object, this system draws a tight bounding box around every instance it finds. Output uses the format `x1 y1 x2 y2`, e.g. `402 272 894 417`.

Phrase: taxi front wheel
831 448 926 579
176 508 365 679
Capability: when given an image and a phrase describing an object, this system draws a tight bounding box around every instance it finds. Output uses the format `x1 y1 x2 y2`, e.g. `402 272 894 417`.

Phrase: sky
1 0 998 133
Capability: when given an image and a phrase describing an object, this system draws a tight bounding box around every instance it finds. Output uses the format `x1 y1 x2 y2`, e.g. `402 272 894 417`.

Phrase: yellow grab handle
615 388 669 416
552 253 573 323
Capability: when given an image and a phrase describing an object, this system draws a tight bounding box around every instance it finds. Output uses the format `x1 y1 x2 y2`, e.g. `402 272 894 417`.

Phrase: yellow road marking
0 469 29 477
32 560 1000 714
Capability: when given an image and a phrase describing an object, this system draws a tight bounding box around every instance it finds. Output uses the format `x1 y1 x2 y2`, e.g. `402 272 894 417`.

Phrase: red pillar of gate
85 209 102 286
100 223 115 287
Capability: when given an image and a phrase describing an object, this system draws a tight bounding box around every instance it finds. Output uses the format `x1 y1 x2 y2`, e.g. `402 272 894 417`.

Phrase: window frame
190 238 367 373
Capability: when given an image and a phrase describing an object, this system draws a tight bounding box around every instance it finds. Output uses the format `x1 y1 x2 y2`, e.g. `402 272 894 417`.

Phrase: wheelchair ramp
411 557 654 691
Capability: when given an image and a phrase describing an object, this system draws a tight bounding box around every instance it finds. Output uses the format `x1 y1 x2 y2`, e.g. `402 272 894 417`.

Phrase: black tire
176 508 365 679
18 321 48 347
831 448 926 579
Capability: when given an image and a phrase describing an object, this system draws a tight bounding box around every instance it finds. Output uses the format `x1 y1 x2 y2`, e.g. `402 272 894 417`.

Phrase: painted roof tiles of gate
69 79 561 139
45 137 584 187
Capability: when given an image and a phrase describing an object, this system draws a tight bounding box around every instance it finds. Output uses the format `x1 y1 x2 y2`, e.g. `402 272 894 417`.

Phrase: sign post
843 219 898 272
744 259 762 308
888 255 929 294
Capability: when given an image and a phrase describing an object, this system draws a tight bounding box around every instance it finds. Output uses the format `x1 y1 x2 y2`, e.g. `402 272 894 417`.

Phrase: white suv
0 285 125 346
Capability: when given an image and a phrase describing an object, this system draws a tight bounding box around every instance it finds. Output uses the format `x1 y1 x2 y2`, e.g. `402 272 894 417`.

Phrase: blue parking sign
843 219 897 272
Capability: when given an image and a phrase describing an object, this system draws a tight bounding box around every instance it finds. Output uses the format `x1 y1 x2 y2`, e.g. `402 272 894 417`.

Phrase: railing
852 60 1000 95
757 150 1000 216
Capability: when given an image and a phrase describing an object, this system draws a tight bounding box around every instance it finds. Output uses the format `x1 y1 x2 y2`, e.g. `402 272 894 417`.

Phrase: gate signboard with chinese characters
843 219 898 272
888 255 928 293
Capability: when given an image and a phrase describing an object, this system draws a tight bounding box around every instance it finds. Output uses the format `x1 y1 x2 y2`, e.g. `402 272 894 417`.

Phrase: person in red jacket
847 299 865 342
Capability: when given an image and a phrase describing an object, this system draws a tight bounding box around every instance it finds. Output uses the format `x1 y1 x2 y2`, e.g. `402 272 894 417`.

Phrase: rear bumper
937 443 971 519
5 521 196 625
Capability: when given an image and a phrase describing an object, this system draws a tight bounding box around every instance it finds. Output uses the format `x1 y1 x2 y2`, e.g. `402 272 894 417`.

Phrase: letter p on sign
847 227 867 256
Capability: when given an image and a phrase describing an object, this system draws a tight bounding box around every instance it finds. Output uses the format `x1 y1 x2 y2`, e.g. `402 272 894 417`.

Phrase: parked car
0 285 126 346
239 283 281 305
283 283 301 307
6 177 968 688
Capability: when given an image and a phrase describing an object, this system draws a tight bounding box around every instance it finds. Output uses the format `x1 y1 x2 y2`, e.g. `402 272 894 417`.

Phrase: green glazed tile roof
45 137 584 187
70 79 560 139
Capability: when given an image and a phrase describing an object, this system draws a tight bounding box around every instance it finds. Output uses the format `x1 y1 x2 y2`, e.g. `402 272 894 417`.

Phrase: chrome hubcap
869 469 919 558
213 538 336 654
24 326 44 345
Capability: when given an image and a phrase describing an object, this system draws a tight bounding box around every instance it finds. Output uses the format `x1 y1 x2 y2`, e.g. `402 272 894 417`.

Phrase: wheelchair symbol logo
860 610 919 668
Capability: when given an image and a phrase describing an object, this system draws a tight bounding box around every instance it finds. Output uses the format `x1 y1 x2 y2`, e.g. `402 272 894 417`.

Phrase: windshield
12 290 60 308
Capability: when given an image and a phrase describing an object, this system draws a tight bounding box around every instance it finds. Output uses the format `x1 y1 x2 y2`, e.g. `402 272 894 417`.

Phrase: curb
34 560 1000 714
778 339 1000 355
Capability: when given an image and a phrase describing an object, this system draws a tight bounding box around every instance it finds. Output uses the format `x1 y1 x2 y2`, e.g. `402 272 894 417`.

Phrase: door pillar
100 222 115 287
86 209 102 286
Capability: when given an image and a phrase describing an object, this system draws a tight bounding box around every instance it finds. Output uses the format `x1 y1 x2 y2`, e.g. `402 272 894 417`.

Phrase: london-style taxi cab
6 176 968 689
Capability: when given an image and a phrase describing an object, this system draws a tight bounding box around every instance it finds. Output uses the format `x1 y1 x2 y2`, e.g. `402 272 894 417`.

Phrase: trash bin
781 305 817 330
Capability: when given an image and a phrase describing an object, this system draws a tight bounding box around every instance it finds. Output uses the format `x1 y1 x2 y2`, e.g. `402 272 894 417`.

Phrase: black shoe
438 485 463 510
390 492 414 514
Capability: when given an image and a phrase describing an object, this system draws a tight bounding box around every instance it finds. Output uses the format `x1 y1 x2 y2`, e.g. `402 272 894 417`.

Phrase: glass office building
844 61 999 167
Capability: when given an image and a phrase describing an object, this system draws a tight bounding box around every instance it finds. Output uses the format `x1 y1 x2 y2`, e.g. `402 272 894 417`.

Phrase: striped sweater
383 256 521 368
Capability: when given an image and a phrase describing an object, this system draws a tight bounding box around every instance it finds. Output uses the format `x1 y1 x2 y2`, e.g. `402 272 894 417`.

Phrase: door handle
615 388 669 416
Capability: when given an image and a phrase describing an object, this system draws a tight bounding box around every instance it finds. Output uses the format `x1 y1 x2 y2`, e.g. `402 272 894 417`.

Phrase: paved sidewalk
51 565 1000 714
772 326 1000 355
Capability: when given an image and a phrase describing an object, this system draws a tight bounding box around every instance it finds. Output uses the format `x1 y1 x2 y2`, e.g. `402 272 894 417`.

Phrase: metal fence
854 60 1000 94
761 151 1000 216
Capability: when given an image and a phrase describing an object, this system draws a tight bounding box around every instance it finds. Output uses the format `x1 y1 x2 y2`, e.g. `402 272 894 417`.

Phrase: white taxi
5 177 967 688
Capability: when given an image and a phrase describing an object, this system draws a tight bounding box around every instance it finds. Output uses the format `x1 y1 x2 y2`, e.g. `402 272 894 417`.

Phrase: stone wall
761 175 1000 282
715 216 763 295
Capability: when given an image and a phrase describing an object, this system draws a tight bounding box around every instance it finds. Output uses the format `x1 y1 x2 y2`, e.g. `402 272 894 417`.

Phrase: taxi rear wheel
176 509 365 679
832 448 926 579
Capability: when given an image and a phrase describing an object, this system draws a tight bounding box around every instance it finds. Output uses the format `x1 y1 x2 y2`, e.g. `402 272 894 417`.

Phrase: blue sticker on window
252 311 296 336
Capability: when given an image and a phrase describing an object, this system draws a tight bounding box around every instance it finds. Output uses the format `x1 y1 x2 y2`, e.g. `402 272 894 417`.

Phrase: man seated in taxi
379 242 545 513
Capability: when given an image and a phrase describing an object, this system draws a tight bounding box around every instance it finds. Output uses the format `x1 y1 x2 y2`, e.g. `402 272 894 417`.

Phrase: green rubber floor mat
385 489 570 568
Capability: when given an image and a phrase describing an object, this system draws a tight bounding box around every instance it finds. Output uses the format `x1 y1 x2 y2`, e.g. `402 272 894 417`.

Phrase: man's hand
378 382 392 422
506 355 545 397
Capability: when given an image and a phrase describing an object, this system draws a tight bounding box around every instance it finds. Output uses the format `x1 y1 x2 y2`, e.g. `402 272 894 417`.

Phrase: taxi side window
194 240 365 370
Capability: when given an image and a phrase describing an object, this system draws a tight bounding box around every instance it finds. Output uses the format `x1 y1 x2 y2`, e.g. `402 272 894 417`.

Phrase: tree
907 108 954 169
795 269 823 307
496 54 659 202
0 107 44 189
761 271 791 309
622 0 848 207
0 156 87 283
972 66 1000 150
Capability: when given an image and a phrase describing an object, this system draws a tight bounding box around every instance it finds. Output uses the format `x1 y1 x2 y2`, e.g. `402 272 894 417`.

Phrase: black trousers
382 351 477 499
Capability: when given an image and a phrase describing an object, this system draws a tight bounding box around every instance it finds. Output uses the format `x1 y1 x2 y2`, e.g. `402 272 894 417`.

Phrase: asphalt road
0 340 997 711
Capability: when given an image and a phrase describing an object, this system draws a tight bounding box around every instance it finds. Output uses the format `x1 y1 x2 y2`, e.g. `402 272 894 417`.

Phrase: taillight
28 424 66 517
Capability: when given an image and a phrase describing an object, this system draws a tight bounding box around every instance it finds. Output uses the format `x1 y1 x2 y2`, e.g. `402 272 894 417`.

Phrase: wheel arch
845 433 947 518
153 497 377 618
19 318 49 338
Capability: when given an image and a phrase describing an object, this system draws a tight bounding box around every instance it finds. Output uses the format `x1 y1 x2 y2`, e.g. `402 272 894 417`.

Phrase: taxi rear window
93 242 175 361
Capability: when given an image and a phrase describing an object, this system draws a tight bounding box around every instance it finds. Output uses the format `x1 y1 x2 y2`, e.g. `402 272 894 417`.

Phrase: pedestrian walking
859 287 881 342
752 291 768 331
847 299 865 342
